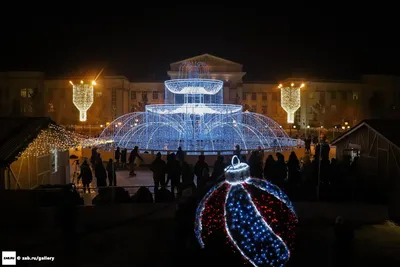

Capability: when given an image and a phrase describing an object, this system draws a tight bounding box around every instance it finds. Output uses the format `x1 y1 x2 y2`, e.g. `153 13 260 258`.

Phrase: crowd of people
147 139 364 202
231 139 362 201
76 135 365 203
74 146 147 193
149 148 210 197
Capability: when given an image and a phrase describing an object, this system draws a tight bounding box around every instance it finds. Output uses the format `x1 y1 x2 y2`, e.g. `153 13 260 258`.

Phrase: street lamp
317 125 323 201
289 124 297 136
305 125 310 138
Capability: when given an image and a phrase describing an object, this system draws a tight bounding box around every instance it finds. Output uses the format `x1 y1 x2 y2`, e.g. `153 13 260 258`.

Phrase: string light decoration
195 156 297 266
70 80 96 122
80 138 114 148
18 124 80 159
13 124 115 163
279 83 304 123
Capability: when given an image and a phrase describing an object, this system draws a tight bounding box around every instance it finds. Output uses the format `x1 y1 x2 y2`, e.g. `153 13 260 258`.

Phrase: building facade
330 119 400 220
1 54 399 132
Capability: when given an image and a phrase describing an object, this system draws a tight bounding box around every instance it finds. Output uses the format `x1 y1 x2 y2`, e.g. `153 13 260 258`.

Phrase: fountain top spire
178 61 211 79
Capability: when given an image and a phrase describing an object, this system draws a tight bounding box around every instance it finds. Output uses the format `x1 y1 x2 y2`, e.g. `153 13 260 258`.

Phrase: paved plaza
70 167 158 204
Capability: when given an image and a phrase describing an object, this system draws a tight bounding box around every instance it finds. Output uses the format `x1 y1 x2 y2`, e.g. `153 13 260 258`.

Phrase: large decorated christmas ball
195 156 298 266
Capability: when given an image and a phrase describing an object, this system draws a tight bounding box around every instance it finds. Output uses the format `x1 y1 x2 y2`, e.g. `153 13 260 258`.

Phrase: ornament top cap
224 155 250 184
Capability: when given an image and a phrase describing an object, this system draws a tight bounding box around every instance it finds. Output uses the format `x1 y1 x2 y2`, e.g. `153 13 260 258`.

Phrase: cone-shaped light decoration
71 80 96 122
280 83 303 123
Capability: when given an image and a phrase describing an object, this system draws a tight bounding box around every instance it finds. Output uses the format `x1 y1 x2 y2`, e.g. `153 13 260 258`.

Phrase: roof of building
170 53 243 67
331 119 400 149
0 117 54 167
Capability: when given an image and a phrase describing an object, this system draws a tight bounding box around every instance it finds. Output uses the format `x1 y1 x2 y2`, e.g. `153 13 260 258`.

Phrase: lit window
353 92 359 100
20 88 34 98
22 104 33 113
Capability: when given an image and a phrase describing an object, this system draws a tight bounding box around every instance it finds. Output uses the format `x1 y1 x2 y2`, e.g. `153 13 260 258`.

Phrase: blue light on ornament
195 156 298 266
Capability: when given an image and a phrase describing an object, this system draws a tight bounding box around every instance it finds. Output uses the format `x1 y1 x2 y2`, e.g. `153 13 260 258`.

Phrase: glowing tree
70 80 96 122
280 82 304 123
195 156 298 266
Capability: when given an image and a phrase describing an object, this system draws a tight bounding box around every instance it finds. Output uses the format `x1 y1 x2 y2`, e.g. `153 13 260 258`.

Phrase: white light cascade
280 83 302 123
71 81 95 122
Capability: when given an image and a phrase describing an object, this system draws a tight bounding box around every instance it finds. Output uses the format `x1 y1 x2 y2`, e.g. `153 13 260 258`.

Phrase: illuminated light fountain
100 62 301 153
70 80 96 122
279 82 304 123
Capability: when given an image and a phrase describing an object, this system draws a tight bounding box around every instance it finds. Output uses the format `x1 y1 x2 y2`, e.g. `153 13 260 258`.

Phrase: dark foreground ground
10 215 400 267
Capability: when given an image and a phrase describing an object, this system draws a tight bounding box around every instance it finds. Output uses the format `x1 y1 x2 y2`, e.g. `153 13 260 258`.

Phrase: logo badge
2 251 16 265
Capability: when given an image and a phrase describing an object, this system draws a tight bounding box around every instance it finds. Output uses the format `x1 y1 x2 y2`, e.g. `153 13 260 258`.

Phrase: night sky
2 9 398 82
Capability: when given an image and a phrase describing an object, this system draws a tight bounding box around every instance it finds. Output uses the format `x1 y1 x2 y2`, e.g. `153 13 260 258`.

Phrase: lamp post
333 125 337 139
317 125 323 201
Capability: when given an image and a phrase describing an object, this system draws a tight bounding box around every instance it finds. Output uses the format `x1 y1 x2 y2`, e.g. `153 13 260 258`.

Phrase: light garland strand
14 124 114 161
80 138 114 148
18 124 80 159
